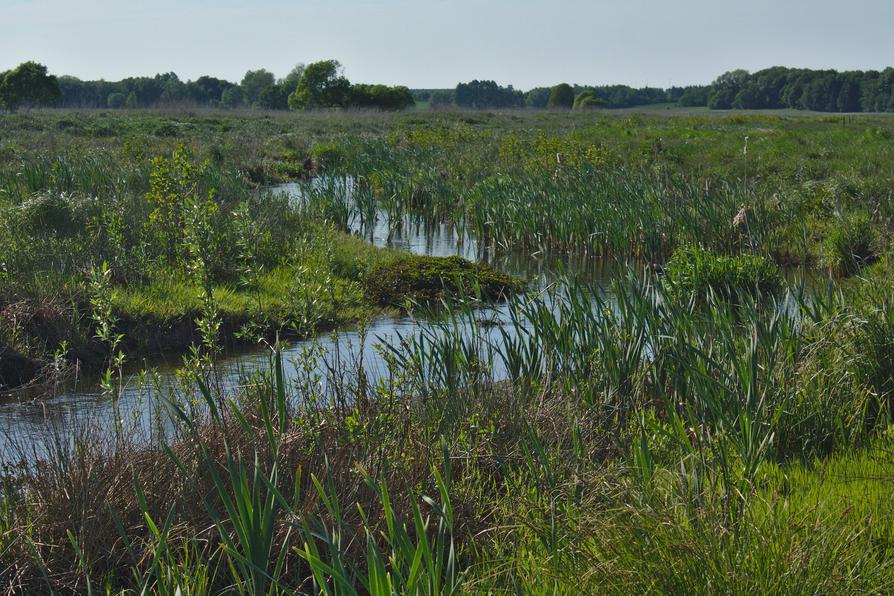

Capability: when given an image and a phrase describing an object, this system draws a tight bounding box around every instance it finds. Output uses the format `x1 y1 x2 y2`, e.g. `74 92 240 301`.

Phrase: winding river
0 181 626 461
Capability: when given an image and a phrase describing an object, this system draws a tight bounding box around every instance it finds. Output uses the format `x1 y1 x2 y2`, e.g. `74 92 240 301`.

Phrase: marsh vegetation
1 108 893 593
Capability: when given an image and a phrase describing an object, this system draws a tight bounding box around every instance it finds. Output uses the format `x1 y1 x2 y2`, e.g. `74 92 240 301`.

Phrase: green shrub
573 91 607 111
663 244 783 302
547 84 575 110
310 142 345 171
365 255 523 306
824 214 878 276
19 192 86 237
154 122 179 138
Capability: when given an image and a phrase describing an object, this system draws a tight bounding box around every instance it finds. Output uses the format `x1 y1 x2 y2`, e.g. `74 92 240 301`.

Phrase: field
1 108 894 593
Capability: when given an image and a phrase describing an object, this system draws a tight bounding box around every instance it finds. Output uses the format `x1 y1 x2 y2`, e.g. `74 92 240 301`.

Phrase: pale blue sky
3 0 893 89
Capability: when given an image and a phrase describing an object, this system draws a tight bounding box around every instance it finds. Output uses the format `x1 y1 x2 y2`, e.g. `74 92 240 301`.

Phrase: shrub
663 244 783 302
365 255 522 306
824 214 878 276
154 122 179 138
310 142 345 172
573 91 607 111
547 84 575 110
19 192 86 237
106 92 126 109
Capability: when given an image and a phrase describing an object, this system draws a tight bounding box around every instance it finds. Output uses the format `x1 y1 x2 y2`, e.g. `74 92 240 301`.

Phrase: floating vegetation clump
663 244 783 302
365 255 523 306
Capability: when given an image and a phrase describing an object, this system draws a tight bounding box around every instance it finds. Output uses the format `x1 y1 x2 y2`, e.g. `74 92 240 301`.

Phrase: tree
454 80 524 109
241 69 276 105
429 90 454 108
158 72 185 104
741 66 791 109
679 85 709 107
573 91 606 110
349 84 415 110
837 73 862 112
707 69 749 109
525 87 551 108
800 73 839 111
547 83 575 109
57 75 98 108
220 86 244 108
258 84 289 110
280 63 306 95
187 76 233 105
0 61 62 110
288 60 351 110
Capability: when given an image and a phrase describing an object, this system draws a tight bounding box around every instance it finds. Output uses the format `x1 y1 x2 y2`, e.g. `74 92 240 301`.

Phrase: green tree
220 86 244 108
146 145 210 267
349 84 415 110
280 63 306 95
547 83 575 109
707 69 750 109
573 91 607 110
107 92 127 109
0 61 62 111
240 69 276 105
258 84 289 110
454 80 524 108
525 87 552 108
288 60 351 110
679 85 709 107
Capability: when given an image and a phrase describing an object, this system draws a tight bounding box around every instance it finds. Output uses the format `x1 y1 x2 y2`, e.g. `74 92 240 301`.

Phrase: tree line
414 81 681 110
0 60 414 111
5 60 894 113
434 68 894 112
701 67 894 112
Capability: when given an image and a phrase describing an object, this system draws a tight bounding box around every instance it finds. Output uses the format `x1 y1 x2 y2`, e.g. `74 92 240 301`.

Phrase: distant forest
3 61 894 113
421 67 894 112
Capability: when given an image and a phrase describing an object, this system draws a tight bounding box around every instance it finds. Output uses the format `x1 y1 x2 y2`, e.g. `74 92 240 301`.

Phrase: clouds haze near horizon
3 0 893 89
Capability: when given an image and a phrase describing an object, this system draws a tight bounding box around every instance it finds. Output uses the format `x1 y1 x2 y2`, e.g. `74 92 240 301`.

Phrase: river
0 181 626 461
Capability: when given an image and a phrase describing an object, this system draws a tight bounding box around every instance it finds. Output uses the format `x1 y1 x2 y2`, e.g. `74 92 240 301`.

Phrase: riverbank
1 235 521 390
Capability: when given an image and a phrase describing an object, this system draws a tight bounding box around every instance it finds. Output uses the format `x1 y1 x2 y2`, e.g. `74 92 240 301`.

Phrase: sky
3 0 894 89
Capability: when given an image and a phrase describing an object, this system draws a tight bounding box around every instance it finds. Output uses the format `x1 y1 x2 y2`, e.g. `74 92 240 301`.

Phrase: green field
1 108 894 593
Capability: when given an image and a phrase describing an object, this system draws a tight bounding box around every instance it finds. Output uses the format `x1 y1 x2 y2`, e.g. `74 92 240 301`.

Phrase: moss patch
365 255 524 306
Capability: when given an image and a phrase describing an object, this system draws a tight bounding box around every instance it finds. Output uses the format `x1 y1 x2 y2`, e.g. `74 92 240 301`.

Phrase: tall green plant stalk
166 346 294 595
